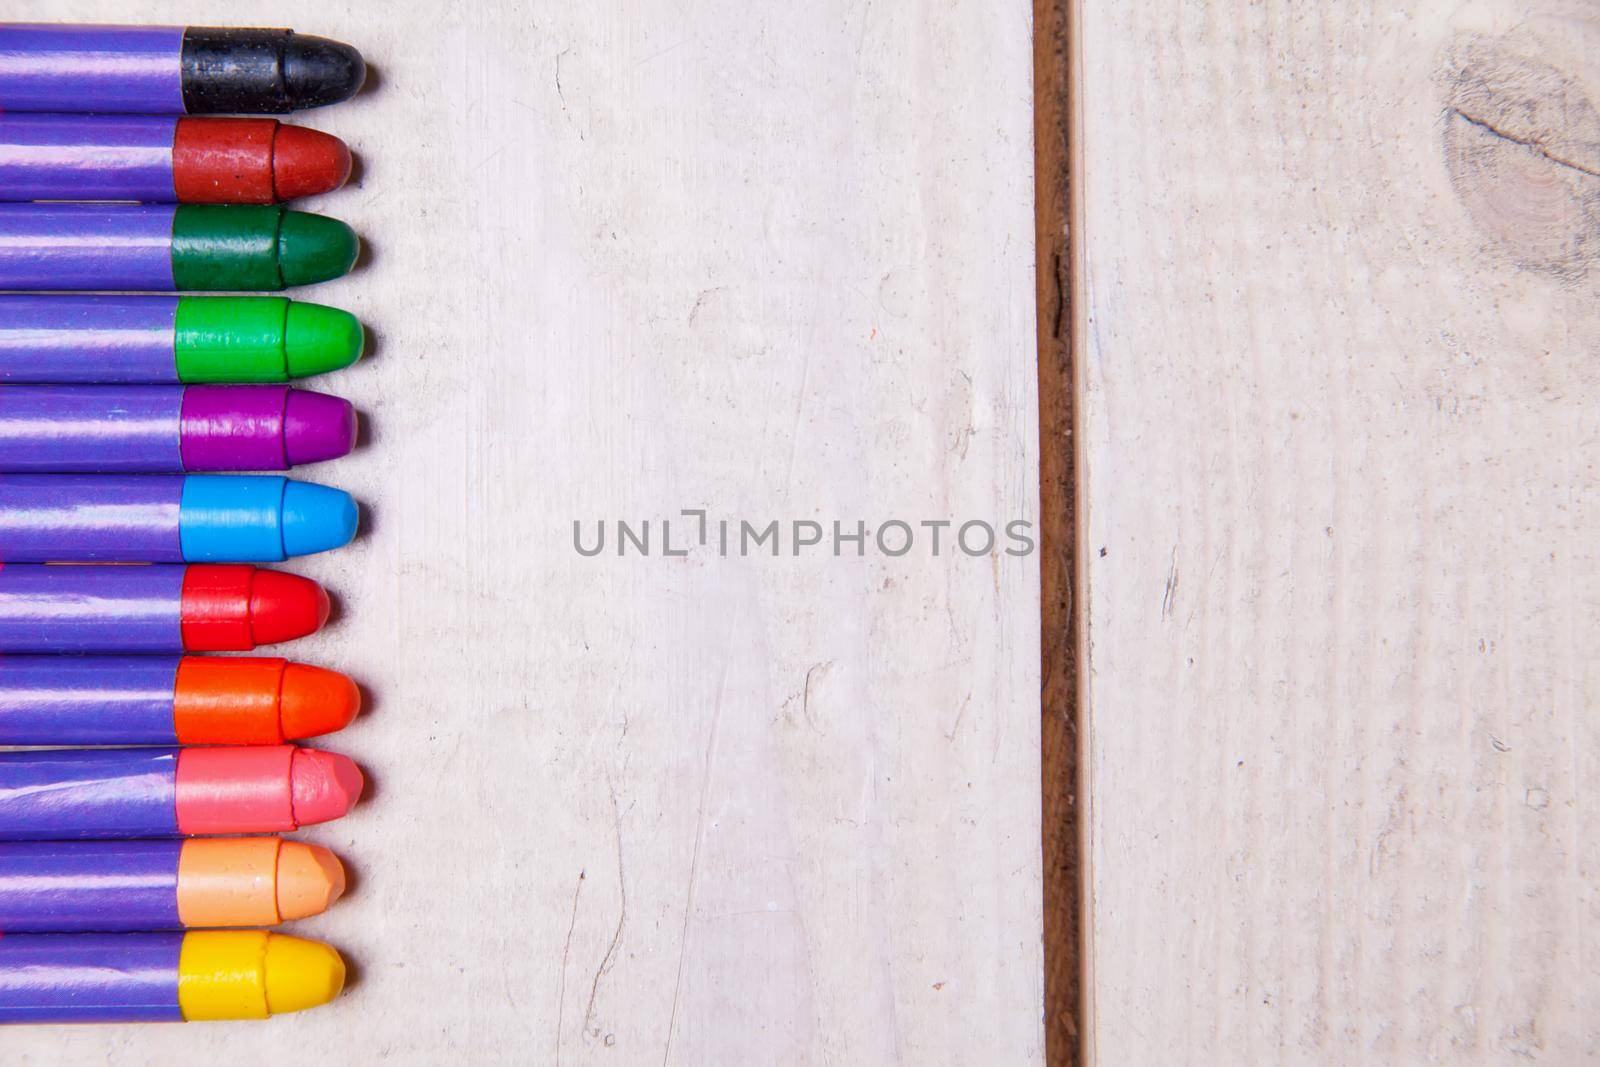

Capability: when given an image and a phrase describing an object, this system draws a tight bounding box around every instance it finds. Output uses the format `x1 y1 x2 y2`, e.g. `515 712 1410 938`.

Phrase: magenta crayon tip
283 389 356 466
170 384 354 471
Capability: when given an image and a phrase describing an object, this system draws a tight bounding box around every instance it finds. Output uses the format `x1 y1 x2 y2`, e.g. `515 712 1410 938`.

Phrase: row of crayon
0 22 373 1025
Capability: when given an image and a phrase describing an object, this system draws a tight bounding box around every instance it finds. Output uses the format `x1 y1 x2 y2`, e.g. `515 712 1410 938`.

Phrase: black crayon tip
181 28 365 114
283 34 366 110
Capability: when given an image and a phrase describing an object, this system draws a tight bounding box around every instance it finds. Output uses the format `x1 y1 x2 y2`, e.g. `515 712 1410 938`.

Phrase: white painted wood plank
2 1 1042 1064
1080 2 1600 1063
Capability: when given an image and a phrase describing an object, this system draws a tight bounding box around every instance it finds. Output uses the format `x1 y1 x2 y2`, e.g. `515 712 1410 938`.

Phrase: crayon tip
284 390 358 466
248 569 331 646
279 662 362 739
290 748 365 826
280 481 359 556
276 841 348 921
283 301 364 378
282 34 367 111
182 931 338 1019
263 933 347 1015
277 211 359 287
273 124 353 200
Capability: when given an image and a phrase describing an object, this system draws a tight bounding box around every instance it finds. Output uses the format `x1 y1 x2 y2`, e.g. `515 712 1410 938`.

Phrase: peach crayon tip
275 841 347 920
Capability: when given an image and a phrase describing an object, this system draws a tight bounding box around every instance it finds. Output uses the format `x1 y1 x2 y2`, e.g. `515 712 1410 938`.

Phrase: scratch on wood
662 612 737 1065
555 869 586 1066
946 692 972 741
802 660 834 734
583 786 629 1040
687 286 725 327
1162 546 1180 620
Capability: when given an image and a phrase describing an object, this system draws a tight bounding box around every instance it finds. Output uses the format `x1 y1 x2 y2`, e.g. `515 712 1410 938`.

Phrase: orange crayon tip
173 657 359 744
279 662 361 739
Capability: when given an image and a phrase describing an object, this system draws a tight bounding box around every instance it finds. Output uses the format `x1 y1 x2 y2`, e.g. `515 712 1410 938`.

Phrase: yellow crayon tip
265 932 347 1015
179 930 346 1020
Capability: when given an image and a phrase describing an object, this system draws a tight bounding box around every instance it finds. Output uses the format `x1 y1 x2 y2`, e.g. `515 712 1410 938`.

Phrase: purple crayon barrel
0 841 182 932
0 204 175 291
0 748 179 840
0 296 179 383
0 932 183 1023
0 25 185 114
0 386 182 472
0 385 354 472
0 656 178 745
0 114 176 202
0 563 184 653
0 473 183 561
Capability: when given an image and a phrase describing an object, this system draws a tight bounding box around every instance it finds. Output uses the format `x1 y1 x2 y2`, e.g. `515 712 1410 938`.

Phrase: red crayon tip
250 569 331 646
272 123 352 201
181 565 330 652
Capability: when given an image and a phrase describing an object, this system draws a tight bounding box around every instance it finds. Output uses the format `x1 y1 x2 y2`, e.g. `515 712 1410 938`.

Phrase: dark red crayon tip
173 118 351 204
272 124 352 201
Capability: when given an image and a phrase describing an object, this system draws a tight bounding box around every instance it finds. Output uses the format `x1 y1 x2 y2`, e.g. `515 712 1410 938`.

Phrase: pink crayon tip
290 748 365 826
175 744 361 834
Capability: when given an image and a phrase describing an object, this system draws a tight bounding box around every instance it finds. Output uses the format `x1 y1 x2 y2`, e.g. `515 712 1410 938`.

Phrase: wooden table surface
3 2 1045 1064
1078 2 1599 1063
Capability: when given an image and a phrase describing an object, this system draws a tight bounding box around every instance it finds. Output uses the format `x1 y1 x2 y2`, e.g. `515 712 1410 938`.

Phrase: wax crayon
0 655 359 746
0 839 346 932
0 930 345 1022
0 295 363 384
0 114 351 203
0 25 365 115
0 204 358 291
0 745 363 840
0 385 356 473
0 563 329 653
0 474 358 562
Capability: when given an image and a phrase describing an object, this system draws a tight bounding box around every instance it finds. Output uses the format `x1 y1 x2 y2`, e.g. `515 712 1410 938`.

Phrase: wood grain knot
1439 34 1600 280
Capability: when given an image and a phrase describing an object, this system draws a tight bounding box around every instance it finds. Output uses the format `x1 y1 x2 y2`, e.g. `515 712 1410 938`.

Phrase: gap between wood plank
1034 0 1080 1063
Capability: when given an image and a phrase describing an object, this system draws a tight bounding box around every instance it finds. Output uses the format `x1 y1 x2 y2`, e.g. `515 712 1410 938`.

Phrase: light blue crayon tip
281 480 360 557
179 475 358 562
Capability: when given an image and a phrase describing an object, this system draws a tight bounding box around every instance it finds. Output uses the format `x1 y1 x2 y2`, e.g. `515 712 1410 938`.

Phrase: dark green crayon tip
170 205 359 291
278 210 360 288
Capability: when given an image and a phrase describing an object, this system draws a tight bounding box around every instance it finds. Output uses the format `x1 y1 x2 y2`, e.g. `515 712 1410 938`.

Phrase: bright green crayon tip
174 296 365 382
285 301 365 378
278 211 360 288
